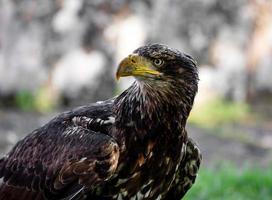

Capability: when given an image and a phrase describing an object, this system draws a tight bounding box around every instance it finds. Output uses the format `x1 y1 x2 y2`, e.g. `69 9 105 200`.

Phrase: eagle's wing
0 100 119 200
163 137 202 200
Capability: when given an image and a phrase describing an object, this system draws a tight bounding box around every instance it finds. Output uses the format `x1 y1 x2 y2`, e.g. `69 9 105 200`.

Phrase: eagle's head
117 43 198 84
115 44 199 119
116 44 198 97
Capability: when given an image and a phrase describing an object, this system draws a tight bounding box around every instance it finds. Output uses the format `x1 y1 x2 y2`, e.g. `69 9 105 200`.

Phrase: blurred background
0 0 272 199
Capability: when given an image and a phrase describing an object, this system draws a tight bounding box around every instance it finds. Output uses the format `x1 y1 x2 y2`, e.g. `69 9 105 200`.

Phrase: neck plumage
114 80 197 135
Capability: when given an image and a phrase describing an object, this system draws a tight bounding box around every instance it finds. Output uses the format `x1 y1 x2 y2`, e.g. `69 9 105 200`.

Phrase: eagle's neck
114 80 196 138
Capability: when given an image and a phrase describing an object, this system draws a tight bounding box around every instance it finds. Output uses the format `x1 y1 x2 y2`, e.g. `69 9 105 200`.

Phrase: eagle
0 44 201 200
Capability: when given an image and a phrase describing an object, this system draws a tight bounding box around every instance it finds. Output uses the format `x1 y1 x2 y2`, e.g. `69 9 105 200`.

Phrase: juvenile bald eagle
0 44 201 200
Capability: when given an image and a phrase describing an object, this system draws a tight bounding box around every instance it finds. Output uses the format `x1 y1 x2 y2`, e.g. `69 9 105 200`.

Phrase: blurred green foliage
14 89 55 113
189 98 250 128
184 165 272 200
15 90 36 111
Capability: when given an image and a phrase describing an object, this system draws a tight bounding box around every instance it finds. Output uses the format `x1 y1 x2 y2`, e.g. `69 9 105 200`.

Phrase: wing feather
163 137 202 199
0 100 119 200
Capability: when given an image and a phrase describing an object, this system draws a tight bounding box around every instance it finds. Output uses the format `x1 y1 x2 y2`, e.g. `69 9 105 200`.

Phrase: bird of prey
0 44 201 200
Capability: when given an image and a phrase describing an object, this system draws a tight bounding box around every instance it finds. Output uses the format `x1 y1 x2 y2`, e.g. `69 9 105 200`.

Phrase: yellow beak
116 54 161 80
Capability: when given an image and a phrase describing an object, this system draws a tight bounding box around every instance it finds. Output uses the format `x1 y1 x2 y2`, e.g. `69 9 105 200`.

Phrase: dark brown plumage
0 44 201 200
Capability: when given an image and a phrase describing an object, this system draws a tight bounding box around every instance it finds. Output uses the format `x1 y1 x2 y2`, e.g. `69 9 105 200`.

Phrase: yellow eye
153 59 164 66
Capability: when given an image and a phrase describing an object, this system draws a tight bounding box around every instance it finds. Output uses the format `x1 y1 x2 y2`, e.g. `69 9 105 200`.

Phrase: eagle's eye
153 59 164 67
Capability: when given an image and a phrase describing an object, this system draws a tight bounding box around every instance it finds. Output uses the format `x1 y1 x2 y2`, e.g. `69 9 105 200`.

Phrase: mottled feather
0 100 119 200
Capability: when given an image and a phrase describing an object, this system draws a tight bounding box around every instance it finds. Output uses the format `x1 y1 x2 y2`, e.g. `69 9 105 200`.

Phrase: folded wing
0 101 119 200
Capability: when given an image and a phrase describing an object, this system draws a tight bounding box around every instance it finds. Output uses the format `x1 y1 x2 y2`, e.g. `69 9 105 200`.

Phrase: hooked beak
116 54 161 80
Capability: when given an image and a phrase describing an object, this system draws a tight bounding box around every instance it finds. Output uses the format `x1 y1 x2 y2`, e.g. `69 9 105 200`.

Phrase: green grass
183 165 272 200
189 98 250 128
